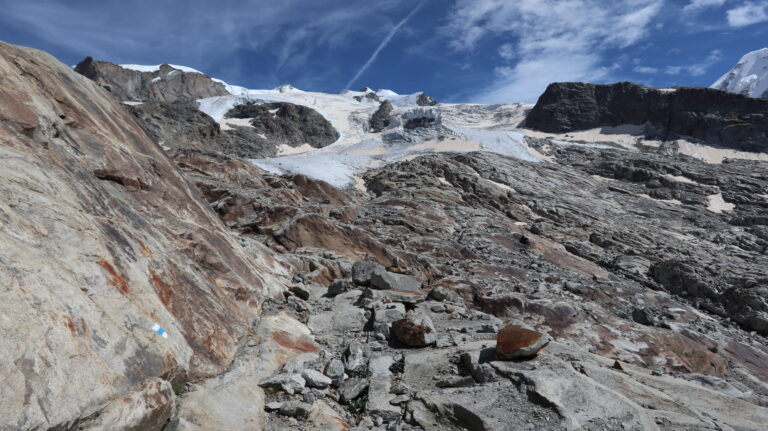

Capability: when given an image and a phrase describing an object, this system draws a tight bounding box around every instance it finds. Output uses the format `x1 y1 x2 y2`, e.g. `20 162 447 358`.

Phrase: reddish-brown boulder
495 324 550 359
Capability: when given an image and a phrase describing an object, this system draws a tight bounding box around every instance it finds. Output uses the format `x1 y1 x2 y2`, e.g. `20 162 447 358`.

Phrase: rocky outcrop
127 101 281 158
416 92 437 106
353 91 381 103
127 101 223 150
526 81 768 152
224 101 339 150
0 41 287 429
74 56 229 102
369 100 394 132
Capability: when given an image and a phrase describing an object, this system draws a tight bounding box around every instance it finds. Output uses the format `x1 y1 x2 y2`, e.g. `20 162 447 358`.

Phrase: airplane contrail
345 1 427 90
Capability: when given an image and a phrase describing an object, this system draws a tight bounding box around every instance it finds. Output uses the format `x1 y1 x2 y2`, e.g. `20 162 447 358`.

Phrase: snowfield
119 62 768 188
193 82 545 187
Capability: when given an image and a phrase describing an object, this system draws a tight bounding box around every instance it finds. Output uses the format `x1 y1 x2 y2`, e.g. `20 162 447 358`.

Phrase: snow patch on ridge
120 64 205 74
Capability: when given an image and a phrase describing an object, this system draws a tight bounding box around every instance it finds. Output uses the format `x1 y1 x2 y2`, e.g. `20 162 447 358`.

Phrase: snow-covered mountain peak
274 84 302 93
711 48 768 98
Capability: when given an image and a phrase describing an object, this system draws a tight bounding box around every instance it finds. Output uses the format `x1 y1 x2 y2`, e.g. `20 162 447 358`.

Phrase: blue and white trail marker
152 323 168 339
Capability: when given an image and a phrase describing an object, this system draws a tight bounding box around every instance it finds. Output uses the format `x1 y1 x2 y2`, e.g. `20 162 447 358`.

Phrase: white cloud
663 49 722 76
682 0 727 14
472 53 610 104
443 0 664 102
498 43 515 60
727 2 768 26
634 66 660 73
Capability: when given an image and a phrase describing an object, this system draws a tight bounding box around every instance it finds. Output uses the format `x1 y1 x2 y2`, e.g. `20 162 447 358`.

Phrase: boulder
301 369 332 389
363 288 428 305
352 261 387 286
370 271 422 292
259 373 306 395
278 400 314 420
631 308 656 326
339 378 369 403
323 359 346 387
392 314 438 347
495 325 550 360
374 303 407 324
344 341 371 372
327 279 354 296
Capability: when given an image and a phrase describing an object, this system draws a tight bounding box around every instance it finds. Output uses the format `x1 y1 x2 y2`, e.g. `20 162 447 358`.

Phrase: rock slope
526 81 768 152
0 41 287 430
170 142 768 430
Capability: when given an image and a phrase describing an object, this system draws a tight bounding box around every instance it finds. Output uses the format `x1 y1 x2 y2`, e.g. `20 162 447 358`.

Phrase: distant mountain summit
711 48 768 98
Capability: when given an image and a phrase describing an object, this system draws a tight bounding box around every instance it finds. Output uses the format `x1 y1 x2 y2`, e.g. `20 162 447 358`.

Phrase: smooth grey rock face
365 355 401 423
0 42 289 431
309 289 367 333
370 271 422 292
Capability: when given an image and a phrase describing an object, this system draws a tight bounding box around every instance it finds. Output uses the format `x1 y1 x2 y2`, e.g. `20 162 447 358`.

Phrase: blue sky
0 0 766 103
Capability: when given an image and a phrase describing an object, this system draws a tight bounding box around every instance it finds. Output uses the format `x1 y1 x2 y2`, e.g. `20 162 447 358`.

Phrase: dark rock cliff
526 81 768 152
224 101 339 149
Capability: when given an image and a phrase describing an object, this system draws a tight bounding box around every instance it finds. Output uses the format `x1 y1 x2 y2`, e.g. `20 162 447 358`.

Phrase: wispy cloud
663 49 722 76
634 65 660 73
442 0 664 103
727 1 768 26
0 0 409 88
345 1 426 90
682 0 728 14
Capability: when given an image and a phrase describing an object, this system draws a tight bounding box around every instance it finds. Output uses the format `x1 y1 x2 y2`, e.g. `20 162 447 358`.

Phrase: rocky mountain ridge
74 57 230 103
